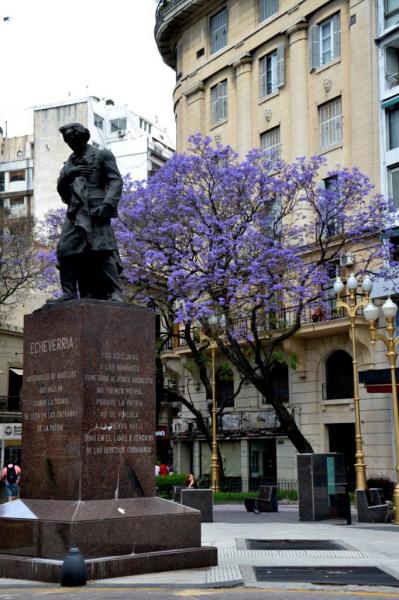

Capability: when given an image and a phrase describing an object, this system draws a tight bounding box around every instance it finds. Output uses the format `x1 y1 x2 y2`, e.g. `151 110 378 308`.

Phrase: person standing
1 462 21 501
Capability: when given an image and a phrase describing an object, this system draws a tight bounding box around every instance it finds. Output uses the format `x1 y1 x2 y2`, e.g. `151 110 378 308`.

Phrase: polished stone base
0 546 218 583
0 497 217 580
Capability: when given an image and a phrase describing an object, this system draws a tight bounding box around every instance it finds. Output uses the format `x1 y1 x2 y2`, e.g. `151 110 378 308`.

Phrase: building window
139 118 152 134
9 170 25 182
324 350 353 400
319 97 342 149
310 13 340 70
318 176 343 237
0 172 4 192
259 0 279 21
259 46 284 97
262 362 289 404
387 105 399 149
385 0 399 29
261 126 281 156
94 114 103 130
388 164 399 207
385 230 399 263
211 80 228 124
216 367 234 408
385 45 399 88
110 118 127 133
210 7 228 54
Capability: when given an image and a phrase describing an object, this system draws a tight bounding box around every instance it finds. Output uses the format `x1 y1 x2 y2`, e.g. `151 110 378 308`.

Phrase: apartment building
0 132 33 464
33 96 174 222
155 0 398 489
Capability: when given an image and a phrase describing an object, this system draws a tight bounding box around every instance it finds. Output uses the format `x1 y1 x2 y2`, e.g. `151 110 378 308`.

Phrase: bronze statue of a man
49 123 123 302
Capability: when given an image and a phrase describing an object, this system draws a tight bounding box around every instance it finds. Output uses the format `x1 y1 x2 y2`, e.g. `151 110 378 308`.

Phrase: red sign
155 426 169 439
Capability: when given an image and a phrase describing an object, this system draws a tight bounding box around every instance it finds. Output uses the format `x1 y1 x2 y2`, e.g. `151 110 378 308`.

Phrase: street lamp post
333 273 373 490
364 296 399 524
207 314 223 493
209 341 220 493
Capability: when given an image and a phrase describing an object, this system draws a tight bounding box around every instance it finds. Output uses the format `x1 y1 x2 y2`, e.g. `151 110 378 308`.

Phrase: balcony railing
165 295 361 349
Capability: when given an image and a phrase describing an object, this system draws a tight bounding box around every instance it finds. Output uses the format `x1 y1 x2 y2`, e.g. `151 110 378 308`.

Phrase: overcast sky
0 0 176 140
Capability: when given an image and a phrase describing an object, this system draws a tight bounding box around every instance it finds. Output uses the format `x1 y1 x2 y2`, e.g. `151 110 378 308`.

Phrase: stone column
233 54 253 156
184 82 205 141
287 21 309 159
240 438 249 492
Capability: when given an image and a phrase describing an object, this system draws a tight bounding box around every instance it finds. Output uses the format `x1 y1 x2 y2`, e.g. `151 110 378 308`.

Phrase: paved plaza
0 503 399 595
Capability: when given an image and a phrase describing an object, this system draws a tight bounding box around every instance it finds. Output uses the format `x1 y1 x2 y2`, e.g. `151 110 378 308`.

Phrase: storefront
0 423 22 467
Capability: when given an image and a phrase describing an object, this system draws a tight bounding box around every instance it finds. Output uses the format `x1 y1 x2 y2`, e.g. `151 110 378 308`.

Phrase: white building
33 96 174 222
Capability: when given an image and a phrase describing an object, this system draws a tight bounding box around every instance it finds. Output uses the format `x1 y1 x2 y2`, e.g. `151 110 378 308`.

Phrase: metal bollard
60 545 87 587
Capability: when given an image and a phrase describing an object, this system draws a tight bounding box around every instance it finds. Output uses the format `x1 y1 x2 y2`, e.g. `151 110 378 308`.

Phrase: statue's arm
57 164 74 204
102 150 123 213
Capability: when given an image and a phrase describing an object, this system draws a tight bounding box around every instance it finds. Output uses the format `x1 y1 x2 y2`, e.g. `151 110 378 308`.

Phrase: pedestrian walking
1 462 21 501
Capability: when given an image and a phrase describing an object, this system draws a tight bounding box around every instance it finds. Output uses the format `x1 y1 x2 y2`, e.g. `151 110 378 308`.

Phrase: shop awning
10 368 23 376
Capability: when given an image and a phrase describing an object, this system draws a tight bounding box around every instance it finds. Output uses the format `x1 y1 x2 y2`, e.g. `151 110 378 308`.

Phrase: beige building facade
156 0 399 489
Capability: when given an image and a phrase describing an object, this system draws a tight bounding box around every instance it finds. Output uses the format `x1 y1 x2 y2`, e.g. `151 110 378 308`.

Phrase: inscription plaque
22 300 156 500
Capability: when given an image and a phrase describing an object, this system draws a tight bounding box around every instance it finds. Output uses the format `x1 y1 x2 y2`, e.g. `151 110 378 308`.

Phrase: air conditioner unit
340 252 354 267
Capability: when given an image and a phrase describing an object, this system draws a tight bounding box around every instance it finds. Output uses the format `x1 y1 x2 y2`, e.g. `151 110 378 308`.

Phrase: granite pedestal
0 300 217 581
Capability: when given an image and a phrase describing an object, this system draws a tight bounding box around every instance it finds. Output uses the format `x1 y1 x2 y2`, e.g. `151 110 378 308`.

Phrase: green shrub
278 489 298 501
155 473 187 499
213 489 298 503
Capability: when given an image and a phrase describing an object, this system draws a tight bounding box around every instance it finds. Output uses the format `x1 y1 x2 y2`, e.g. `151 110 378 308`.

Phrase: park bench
356 488 393 523
244 485 278 513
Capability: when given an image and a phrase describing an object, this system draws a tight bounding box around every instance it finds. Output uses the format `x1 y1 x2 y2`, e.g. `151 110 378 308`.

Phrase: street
1 585 399 600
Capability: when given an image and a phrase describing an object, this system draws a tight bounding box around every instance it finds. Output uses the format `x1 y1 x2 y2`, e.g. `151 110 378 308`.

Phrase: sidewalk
1 503 399 590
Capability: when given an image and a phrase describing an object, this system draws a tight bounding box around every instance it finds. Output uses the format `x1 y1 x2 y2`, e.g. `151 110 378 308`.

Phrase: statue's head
59 123 90 152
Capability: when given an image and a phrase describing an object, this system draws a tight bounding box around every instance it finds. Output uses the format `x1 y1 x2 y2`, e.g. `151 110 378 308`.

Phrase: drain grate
246 539 344 551
254 566 399 586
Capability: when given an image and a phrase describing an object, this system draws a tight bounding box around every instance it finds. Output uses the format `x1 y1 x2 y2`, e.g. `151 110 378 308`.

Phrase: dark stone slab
254 566 399 586
0 498 201 559
180 489 213 523
297 453 345 521
0 546 218 583
21 300 155 501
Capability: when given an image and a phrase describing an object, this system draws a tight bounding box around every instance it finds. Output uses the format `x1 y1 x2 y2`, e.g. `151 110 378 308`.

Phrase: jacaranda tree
42 135 395 454
115 135 395 454
0 208 46 320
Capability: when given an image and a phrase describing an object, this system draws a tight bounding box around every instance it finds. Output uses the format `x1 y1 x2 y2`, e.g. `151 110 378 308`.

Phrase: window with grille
210 8 228 54
385 0 399 28
0 173 4 192
211 80 228 124
309 13 340 70
110 118 127 133
259 46 284 97
261 126 281 156
259 0 279 21
319 97 342 149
